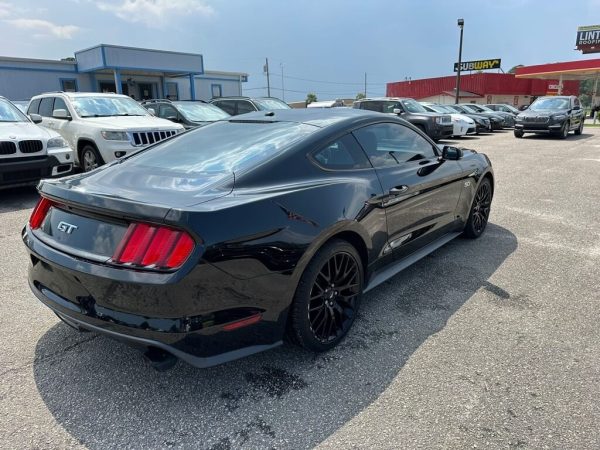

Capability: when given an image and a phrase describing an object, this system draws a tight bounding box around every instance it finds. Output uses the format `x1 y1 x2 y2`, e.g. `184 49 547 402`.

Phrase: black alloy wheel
288 240 363 352
463 178 492 239
514 129 524 138
559 121 570 139
575 120 584 135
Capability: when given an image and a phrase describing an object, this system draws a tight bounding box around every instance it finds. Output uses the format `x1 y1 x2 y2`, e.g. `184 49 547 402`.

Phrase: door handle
390 185 409 195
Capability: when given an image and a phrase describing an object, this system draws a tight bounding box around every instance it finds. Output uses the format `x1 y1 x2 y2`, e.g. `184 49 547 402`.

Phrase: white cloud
96 0 214 27
6 19 80 39
0 1 14 18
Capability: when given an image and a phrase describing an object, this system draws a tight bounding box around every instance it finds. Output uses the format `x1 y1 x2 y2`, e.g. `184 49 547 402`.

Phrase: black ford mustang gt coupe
23 108 494 370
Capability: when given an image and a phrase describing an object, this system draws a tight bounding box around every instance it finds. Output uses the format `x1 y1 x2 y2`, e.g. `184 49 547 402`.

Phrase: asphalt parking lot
1 128 599 449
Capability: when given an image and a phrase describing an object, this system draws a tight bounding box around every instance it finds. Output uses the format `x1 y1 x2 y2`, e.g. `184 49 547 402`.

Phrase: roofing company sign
453 59 501 72
576 25 600 54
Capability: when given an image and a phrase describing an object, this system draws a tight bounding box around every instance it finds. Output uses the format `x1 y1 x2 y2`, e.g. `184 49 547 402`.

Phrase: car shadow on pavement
33 223 517 450
522 133 594 141
0 186 38 213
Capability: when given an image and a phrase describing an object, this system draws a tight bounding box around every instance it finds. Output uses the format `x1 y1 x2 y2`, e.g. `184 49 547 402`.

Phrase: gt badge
57 221 78 234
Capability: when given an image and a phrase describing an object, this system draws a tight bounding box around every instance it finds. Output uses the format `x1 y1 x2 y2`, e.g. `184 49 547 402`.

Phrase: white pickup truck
0 96 73 190
28 92 184 172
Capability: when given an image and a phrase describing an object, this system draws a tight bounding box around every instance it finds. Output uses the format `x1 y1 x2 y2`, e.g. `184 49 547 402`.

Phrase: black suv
141 99 230 129
353 98 453 141
210 96 290 115
514 96 584 139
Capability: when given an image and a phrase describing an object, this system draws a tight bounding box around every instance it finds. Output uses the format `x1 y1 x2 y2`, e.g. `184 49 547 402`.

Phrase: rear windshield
253 98 291 110
175 102 230 122
122 120 317 174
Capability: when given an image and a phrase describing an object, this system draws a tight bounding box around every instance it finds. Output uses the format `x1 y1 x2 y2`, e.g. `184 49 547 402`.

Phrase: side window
353 123 437 169
60 79 78 92
38 97 55 117
211 84 222 98
357 101 383 113
165 82 178 100
573 97 580 108
382 102 400 113
27 98 41 114
53 97 69 115
311 134 371 171
159 104 178 119
237 100 256 114
213 100 235 115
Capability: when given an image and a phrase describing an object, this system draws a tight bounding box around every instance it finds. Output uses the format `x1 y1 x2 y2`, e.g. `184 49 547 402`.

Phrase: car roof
355 97 411 102
33 92 131 99
228 108 386 128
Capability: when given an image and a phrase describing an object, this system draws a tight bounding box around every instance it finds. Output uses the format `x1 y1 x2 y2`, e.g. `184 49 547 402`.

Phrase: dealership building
0 44 248 101
386 72 579 107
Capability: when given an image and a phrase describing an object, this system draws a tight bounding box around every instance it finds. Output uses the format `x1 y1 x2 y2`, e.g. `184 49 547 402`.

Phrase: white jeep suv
28 92 184 172
0 96 73 190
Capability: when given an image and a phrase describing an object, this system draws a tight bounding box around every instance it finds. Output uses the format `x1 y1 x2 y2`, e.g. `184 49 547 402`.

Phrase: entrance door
98 81 128 96
138 83 154 100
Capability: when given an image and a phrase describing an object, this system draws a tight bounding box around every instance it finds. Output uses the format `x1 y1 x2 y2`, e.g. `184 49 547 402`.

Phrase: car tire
574 120 584 135
80 144 104 172
559 121 570 139
514 129 524 138
288 239 363 352
463 178 492 239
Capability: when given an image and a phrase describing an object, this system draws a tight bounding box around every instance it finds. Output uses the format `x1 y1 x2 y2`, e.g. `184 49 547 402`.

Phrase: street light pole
455 18 464 105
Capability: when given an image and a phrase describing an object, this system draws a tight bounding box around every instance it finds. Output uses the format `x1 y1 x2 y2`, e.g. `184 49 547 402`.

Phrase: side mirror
572 105 581 111
29 113 43 124
147 108 156 116
392 108 403 114
53 109 70 120
441 145 463 161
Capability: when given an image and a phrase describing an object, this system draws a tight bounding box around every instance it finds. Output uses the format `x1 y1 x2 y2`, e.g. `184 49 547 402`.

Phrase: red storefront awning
515 59 600 80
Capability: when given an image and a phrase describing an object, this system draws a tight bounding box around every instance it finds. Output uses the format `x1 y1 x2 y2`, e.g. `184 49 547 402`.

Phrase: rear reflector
222 313 262 331
112 223 195 270
29 197 55 229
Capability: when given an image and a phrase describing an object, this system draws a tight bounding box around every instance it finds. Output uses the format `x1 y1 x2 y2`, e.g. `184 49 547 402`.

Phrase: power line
245 72 389 86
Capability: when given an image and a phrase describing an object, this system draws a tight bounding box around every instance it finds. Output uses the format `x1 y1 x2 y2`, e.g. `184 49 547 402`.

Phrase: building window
165 82 179 100
60 79 78 92
211 84 222 98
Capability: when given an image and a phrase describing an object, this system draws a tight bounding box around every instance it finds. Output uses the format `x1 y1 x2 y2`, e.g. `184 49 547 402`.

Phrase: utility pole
364 72 367 97
455 18 464 104
264 58 271 97
280 63 285 101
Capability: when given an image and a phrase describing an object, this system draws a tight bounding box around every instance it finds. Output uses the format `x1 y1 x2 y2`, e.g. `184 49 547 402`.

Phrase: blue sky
1 0 599 101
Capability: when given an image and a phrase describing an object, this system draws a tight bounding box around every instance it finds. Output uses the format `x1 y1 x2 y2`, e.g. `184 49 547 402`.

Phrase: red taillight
112 223 196 270
29 197 55 229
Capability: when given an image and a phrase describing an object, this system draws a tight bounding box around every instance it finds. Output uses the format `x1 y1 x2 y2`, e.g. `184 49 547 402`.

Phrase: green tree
306 93 317 105
61 57 76 62
355 92 366 100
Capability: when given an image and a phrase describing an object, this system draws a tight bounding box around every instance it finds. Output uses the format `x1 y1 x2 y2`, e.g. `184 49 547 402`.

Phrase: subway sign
576 25 600 54
454 59 501 72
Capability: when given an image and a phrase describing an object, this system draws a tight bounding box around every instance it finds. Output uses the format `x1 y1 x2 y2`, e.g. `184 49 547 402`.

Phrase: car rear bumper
23 226 288 368
0 155 72 190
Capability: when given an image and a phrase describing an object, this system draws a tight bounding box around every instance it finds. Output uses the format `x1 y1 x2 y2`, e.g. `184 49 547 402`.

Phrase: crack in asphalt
0 334 99 379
